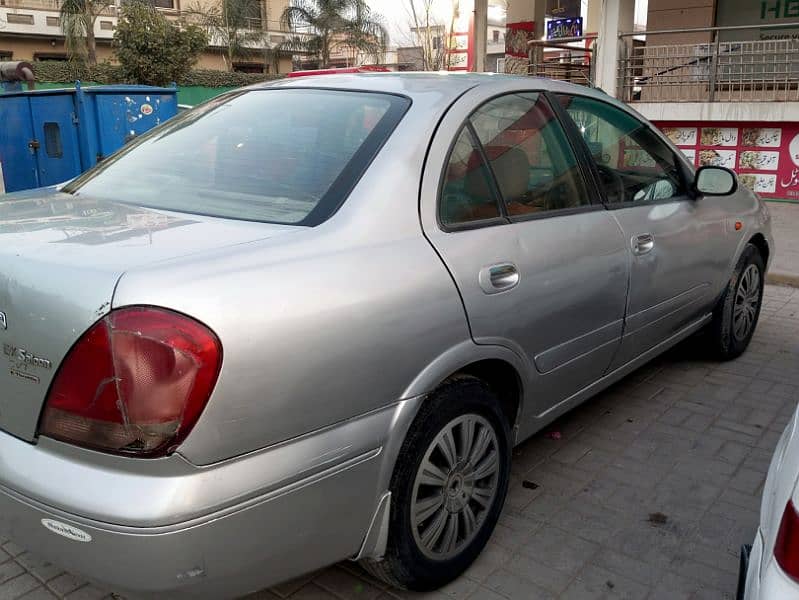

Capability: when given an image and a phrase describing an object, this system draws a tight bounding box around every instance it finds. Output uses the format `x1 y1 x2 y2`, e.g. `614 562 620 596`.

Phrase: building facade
0 0 294 73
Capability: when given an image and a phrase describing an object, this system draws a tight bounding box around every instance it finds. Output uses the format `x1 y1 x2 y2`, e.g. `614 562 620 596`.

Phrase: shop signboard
505 20 535 58
547 17 583 40
655 121 799 199
715 0 799 40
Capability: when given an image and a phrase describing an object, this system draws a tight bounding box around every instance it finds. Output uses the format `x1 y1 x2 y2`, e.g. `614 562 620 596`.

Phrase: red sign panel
653 120 799 199
505 21 535 58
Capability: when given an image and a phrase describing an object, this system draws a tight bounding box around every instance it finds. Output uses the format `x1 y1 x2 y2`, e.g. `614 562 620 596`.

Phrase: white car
741 401 799 599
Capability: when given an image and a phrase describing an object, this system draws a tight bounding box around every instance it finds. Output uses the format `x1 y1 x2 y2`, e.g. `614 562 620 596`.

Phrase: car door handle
479 263 519 294
632 233 655 256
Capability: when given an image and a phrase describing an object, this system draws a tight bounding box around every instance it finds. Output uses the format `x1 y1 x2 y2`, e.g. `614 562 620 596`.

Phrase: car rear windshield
63 88 410 225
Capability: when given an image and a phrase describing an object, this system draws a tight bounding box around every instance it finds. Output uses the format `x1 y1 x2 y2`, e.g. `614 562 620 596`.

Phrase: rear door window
469 92 592 216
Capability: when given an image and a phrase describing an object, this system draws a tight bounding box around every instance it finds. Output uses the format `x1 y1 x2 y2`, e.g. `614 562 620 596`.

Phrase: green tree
114 1 208 86
280 0 388 69
59 0 108 65
185 0 270 72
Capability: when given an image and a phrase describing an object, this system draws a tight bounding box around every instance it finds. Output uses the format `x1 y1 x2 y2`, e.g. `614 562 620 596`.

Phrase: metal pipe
528 41 594 52
0 61 36 90
619 22 799 37
528 34 598 45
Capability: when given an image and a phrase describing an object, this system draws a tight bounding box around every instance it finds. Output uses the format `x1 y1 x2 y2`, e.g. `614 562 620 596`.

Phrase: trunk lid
0 189 297 441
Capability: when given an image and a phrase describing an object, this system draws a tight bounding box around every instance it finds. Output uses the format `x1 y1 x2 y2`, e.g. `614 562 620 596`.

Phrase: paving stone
728 467 767 495
716 441 752 467
717 487 762 512
44 574 86 597
658 406 692 426
462 544 512 583
0 575 42 599
0 544 25 560
548 501 625 544
670 551 738 592
242 591 283 600
61 586 111 600
505 552 574 595
271 574 319 598
682 412 715 433
589 549 662 587
559 565 649 600
516 525 599 577
284 584 341 600
14 554 62 584
18 588 58 600
482 569 556 600
520 492 569 522
647 571 704 600
0 561 26 585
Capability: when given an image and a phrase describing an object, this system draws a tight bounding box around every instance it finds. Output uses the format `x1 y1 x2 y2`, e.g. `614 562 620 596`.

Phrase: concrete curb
767 271 799 288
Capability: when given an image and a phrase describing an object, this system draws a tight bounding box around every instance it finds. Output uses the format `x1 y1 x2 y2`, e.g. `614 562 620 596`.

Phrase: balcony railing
527 37 597 87
619 23 799 103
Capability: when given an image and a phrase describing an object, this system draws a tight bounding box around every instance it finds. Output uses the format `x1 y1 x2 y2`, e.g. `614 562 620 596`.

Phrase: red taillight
775 499 799 582
39 307 222 457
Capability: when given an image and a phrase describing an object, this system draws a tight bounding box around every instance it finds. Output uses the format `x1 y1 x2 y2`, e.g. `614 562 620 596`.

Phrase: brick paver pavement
766 202 799 285
2 285 799 600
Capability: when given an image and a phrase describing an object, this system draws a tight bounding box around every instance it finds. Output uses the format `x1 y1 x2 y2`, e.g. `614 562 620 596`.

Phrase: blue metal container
0 82 178 193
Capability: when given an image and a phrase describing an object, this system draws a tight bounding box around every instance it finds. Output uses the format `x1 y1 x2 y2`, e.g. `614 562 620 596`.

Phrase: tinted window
470 92 591 215
557 94 686 204
65 89 409 225
440 126 502 226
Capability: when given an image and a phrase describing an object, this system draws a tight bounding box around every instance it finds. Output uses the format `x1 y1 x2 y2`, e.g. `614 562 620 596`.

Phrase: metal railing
619 23 799 102
527 37 596 87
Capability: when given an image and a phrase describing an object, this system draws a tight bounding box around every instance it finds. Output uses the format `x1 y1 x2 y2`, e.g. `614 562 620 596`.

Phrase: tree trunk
86 14 97 65
321 32 329 68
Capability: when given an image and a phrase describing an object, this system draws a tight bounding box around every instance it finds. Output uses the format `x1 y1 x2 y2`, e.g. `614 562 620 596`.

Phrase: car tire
709 243 765 361
362 375 511 591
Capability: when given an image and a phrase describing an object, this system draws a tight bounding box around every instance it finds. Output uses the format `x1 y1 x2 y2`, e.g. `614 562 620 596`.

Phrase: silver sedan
0 74 772 598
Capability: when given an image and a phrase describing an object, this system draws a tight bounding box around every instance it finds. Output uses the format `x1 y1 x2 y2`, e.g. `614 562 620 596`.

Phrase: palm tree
280 0 388 69
59 0 108 65
185 0 269 71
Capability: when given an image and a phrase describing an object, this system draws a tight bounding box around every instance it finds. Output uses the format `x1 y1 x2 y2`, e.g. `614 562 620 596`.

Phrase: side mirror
694 166 737 196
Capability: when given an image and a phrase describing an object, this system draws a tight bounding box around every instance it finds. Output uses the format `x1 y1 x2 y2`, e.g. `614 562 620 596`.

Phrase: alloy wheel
733 263 761 341
410 414 500 561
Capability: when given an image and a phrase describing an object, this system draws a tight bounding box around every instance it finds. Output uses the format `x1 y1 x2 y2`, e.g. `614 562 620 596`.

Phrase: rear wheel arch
748 233 770 266
401 342 526 434
452 360 523 434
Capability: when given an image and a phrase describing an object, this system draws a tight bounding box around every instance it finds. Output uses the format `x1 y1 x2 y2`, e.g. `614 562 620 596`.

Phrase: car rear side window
63 89 410 226
440 126 503 226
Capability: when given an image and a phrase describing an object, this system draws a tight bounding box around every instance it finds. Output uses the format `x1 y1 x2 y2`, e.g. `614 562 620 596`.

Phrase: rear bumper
0 452 378 598
0 399 420 598
741 528 799 600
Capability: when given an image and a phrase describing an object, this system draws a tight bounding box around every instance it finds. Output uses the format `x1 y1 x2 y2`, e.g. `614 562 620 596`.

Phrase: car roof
254 71 609 104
